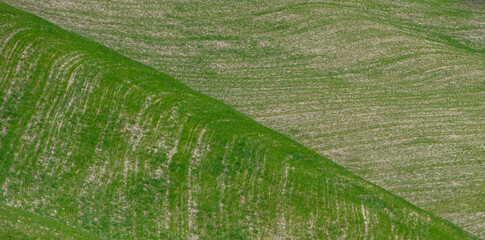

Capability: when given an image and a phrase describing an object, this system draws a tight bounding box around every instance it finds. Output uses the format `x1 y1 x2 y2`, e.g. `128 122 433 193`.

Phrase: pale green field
4 0 484 237
0 3 480 239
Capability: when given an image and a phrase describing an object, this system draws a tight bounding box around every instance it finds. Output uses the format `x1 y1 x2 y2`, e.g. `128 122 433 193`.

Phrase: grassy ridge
3 0 483 236
0 3 478 239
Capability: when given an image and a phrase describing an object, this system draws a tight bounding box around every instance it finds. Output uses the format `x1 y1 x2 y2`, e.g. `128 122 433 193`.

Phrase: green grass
0 2 480 239
3 0 483 237
0 204 99 240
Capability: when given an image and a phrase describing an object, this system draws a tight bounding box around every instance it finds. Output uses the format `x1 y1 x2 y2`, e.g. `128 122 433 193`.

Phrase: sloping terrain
0 3 479 239
0 204 99 240
3 0 483 237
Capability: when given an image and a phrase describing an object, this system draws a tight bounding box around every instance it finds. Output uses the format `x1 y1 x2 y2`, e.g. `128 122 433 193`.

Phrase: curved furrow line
1 0 484 238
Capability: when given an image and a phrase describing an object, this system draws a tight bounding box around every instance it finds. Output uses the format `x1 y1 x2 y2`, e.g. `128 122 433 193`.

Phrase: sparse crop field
1 4 479 239
0 204 100 239
4 0 484 237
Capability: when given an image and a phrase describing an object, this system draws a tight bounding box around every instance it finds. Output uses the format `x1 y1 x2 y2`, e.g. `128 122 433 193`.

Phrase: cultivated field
0 3 479 239
0 204 99 239
3 0 484 237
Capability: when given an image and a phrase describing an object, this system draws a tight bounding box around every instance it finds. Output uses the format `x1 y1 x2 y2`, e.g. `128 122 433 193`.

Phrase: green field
3 0 484 237
0 2 481 239
0 204 99 240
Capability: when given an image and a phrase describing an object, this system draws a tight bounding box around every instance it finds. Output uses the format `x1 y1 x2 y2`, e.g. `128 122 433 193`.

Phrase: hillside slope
3 0 484 237
0 204 99 240
0 3 479 239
